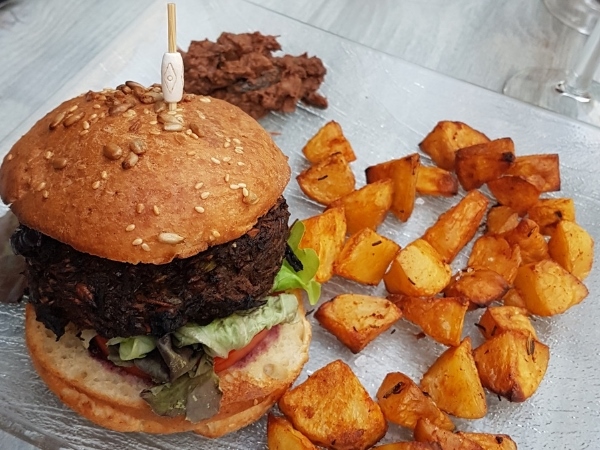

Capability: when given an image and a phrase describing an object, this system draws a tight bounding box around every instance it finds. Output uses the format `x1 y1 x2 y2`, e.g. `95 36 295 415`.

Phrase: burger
0 82 318 437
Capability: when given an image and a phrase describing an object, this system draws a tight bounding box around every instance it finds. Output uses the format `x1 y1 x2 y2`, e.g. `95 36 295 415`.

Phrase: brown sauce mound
182 32 327 119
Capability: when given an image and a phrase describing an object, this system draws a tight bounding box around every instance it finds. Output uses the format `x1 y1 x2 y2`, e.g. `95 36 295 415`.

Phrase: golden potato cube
334 228 400 285
300 207 347 283
375 442 442 450
514 259 589 316
267 414 317 450
376 372 454 431
419 121 490 171
297 153 355 205
487 175 541 216
315 294 402 353
328 179 393 235
414 419 484 450
455 138 515 191
302 120 357 164
477 306 537 340
279 359 387 450
388 294 468 347
548 220 594 281
422 190 489 263
420 338 487 419
486 205 519 235
443 269 509 309
502 218 549 264
456 432 517 450
468 235 522 284
528 198 575 235
416 165 459 197
383 239 451 296
506 154 560 192
502 288 527 308
473 330 549 402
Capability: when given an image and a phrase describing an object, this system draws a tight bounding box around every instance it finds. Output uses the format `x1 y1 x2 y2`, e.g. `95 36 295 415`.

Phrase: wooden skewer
168 3 177 54
162 3 183 112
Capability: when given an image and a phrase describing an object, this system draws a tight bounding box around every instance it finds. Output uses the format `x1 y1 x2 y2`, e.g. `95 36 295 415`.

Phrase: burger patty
12 197 290 339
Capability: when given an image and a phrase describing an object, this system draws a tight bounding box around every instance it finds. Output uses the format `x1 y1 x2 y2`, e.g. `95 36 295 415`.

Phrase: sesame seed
194 206 205 213
93 104 101 109
99 112 106 119
6 154 13 161
68 105 79 112
212 230 220 237
92 181 101 190
167 110 177 116
153 205 160 215
187 150 196 156
224 174 230 182
237 161 245 166
141 243 151 251
242 187 249 197
238 183 246 188
143 109 151 115
211 157 221 164
232 138 241 145
158 232 184 244
149 129 160 135
230 184 239 190
42 190 49 199
136 203 145 213
82 121 90 130
149 120 158 125
132 238 143 246
80 129 89 136
234 147 244 154
223 156 232 162
223 142 231 148
35 182 46 192
225 137 231 143
90 114 98 120
45 151 54 160
209 235 215 241
190 133 199 140
201 191 210 199
185 129 192 135
101 171 108 179
126 224 135 232
196 111 206 120
194 182 204 190
200 97 211 103
215 131 224 138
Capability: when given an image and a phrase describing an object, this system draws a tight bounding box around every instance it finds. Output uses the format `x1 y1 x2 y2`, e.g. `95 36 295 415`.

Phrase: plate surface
1 0 599 449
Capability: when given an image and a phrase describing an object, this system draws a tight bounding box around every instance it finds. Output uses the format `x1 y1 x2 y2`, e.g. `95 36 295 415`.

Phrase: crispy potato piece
422 190 489 263
334 228 400 285
297 153 355 205
416 165 459 197
420 338 487 419
473 331 549 402
267 414 317 450
383 239 451 296
468 235 522 284
477 306 537 340
444 269 509 309
528 198 575 235
376 372 454 431
315 294 402 353
548 220 594 281
506 154 560 192
514 259 589 316
502 218 549 264
455 138 515 191
456 432 517 450
375 443 442 450
388 294 468 347
486 205 519 235
502 288 527 308
487 176 541 216
302 120 357 164
279 360 387 450
414 419 484 450
365 154 420 222
300 207 347 283
328 179 393 235
419 121 490 171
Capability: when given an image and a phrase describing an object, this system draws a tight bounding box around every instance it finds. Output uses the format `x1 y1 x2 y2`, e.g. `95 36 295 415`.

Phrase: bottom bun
25 294 311 438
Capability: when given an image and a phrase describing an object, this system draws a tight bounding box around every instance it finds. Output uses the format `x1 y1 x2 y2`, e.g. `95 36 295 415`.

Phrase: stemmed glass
543 0 600 34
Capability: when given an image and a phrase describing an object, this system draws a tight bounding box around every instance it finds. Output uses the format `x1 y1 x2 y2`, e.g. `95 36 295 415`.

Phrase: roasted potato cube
473 330 550 402
267 414 317 450
477 306 537 340
365 154 420 222
375 442 443 450
414 419 484 450
419 121 490 171
505 154 560 192
423 190 489 263
299 207 347 283
548 220 594 281
468 235 522 284
420 338 487 419
455 138 515 191
443 269 509 309
502 288 527 308
315 294 402 353
486 205 519 235
376 372 454 431
416 165 459 197
502 218 549 264
279 359 387 450
334 228 400 285
513 259 589 316
388 294 468 347
384 239 451 296
456 432 517 450
302 120 357 164
297 153 355 205
528 198 575 235
487 175 541 215
328 179 393 235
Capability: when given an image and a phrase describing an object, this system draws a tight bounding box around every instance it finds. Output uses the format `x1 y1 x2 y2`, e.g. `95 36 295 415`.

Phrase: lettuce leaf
107 335 156 361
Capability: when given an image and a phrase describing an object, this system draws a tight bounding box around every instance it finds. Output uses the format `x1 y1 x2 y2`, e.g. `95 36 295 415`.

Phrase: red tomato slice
92 336 152 381
213 328 270 373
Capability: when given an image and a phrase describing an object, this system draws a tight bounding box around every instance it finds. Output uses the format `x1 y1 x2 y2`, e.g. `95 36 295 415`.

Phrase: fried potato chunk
505 154 560 192
477 306 537 340
486 205 519 235
300 207 347 283
443 269 509 309
315 294 402 353
456 432 517 450
334 228 400 285
388 294 468 347
416 165 459 197
419 121 490 171
302 120 357 164
468 235 522 284
502 218 549 264
375 442 443 450
297 153 355 205
473 331 549 402
548 220 594 281
414 419 484 450
376 372 454 431
420 338 487 419
279 360 387 450
527 198 575 235
267 414 317 450
455 138 515 191
422 190 489 263
487 175 541 215
502 288 527 308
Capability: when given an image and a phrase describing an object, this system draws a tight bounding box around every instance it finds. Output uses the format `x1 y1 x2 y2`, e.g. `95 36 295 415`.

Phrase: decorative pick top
161 3 184 111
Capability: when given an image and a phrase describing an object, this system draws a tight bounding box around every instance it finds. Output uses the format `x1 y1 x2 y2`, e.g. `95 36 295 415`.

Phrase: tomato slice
92 336 152 381
213 328 270 373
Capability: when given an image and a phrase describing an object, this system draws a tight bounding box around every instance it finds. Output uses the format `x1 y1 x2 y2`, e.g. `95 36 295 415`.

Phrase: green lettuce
107 335 156 361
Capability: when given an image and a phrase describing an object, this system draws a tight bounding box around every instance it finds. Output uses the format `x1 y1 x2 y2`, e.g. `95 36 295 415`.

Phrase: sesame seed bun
0 84 290 264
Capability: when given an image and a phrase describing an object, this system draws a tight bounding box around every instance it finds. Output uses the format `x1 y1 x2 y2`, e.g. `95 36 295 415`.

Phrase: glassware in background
543 0 600 34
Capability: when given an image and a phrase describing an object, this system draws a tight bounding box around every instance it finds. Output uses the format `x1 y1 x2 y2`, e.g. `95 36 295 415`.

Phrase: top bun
0 83 290 264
